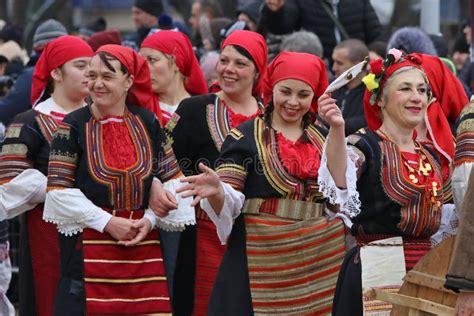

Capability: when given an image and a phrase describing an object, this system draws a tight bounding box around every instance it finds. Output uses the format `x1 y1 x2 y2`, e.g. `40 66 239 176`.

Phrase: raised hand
177 163 223 209
104 216 138 241
318 93 345 128
149 179 178 218
266 0 285 12
118 218 152 247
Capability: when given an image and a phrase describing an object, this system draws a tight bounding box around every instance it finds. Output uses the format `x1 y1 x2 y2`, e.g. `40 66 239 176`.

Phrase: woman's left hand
149 179 178 217
118 218 152 247
177 163 223 207
318 94 345 128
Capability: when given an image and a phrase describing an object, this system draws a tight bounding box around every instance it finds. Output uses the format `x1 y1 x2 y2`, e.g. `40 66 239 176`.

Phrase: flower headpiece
362 48 424 105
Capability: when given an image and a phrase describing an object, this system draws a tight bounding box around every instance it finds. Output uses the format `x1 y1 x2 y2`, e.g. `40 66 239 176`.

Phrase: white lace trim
156 217 197 232
44 188 108 236
318 139 361 218
42 219 87 236
154 177 196 232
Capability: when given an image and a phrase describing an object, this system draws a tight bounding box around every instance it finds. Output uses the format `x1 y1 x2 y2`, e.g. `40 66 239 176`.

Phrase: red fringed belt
356 234 431 271
82 209 171 315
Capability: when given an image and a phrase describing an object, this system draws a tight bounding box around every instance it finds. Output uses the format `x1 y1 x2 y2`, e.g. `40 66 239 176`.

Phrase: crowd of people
0 0 473 315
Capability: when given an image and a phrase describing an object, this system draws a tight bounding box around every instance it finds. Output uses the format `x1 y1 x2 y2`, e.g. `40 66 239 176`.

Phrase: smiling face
54 56 91 102
139 47 178 94
379 68 429 130
272 78 314 126
216 45 257 97
87 54 133 109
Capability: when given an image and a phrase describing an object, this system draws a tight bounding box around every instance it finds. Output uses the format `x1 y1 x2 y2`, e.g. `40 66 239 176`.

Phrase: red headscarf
221 30 268 96
363 53 425 130
262 51 328 112
31 35 93 107
141 30 208 95
96 44 162 122
364 52 468 178
420 54 468 179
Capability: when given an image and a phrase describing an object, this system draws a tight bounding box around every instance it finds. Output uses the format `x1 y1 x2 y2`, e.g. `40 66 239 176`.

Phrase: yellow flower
362 73 379 92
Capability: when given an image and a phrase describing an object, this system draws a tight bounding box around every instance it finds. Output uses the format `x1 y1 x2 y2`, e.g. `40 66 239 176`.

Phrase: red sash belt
356 234 431 271
82 209 171 315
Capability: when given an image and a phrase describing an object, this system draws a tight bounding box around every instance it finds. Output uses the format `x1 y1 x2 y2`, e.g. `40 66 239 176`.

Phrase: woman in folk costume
170 30 267 316
177 51 350 315
0 35 93 316
365 53 467 247
140 30 208 125
326 49 445 315
43 44 193 315
417 54 468 246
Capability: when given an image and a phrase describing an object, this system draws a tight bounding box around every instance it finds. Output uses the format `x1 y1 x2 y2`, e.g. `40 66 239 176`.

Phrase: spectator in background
429 34 449 57
123 0 164 50
257 0 381 63
199 16 231 52
0 23 24 48
86 30 122 52
454 19 472 90
331 39 369 135
236 0 262 31
452 35 470 73
78 17 107 41
200 51 219 87
387 26 437 56
0 19 67 128
0 40 27 77
368 40 387 60
188 0 223 50
280 30 323 58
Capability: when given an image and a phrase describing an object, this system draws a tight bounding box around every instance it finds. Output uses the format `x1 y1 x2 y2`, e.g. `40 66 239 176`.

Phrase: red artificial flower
370 59 384 76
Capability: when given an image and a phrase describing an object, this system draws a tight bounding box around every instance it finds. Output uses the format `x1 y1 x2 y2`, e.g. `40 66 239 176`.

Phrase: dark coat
258 0 382 61
332 83 367 135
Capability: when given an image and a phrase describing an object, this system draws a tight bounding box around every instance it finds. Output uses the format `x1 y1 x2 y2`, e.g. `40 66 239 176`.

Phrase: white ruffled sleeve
200 182 245 245
452 162 473 212
430 203 458 247
0 169 47 220
44 188 112 236
153 177 196 232
318 139 361 219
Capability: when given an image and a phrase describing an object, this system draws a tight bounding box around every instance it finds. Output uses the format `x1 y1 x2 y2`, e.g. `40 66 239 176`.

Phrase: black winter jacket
258 0 382 61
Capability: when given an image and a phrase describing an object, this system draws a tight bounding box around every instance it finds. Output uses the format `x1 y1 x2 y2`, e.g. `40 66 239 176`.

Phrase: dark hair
41 64 65 103
96 51 129 75
231 45 255 65
263 99 313 132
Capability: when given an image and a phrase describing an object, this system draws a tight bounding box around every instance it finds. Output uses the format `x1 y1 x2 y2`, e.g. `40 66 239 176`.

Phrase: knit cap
134 0 164 17
33 19 68 48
